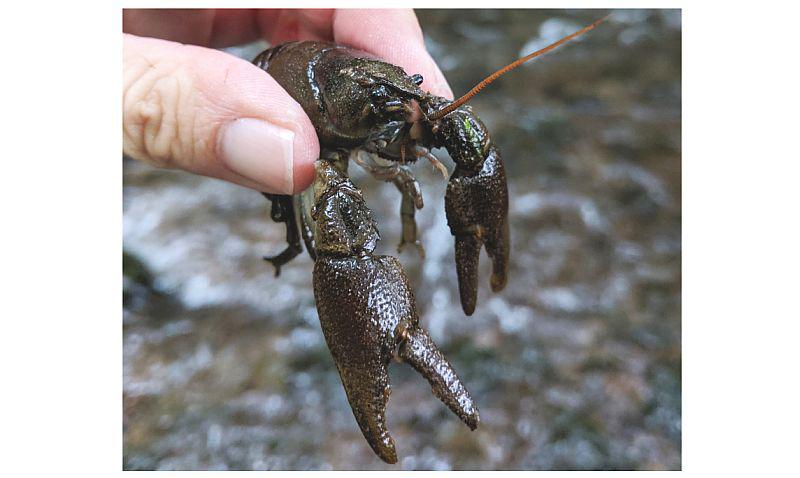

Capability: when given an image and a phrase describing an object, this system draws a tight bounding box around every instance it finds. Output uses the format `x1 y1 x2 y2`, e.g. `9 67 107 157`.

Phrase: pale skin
123 9 453 194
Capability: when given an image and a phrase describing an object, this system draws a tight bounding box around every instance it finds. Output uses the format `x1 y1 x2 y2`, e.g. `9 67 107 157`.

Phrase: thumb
123 34 318 194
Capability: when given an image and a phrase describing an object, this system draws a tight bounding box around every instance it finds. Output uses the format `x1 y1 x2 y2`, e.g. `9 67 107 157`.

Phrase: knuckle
123 61 197 169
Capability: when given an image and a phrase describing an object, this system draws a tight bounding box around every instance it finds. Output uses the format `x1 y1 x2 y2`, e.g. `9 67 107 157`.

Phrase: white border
4 1 800 476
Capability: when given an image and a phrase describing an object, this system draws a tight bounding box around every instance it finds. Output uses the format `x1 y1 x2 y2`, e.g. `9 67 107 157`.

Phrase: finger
398 326 480 430
123 9 218 45
256 9 335 45
207 9 263 47
122 9 264 47
331 9 454 99
123 34 318 194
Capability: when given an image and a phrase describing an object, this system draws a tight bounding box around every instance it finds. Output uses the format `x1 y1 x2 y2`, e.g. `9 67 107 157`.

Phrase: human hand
123 9 453 194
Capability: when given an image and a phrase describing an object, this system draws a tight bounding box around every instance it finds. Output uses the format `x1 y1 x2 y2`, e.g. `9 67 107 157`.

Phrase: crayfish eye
369 85 408 119
370 85 391 100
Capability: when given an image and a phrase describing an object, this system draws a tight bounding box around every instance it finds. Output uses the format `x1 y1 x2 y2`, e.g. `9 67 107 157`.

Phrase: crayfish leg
396 176 426 258
444 144 510 314
351 149 427 258
262 193 303 276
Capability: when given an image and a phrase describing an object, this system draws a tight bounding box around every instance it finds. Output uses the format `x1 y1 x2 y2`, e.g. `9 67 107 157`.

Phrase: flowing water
123 9 681 470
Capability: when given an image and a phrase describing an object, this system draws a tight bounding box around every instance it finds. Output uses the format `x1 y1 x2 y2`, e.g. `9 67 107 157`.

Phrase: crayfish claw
314 255 403 464
444 143 509 314
311 159 479 463
398 325 480 430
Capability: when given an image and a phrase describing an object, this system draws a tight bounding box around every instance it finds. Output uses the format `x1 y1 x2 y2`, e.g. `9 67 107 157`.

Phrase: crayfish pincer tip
490 272 507 293
462 300 476 317
372 437 398 464
354 415 397 464
465 409 480 431
381 446 398 465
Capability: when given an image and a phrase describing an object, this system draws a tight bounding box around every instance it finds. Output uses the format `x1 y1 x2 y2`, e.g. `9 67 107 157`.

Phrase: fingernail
220 118 294 193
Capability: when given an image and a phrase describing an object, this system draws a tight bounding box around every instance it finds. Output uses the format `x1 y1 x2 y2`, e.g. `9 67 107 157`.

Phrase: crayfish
253 17 607 463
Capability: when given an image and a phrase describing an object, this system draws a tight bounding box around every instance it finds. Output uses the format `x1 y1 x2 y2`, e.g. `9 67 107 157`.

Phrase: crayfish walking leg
350 149 426 256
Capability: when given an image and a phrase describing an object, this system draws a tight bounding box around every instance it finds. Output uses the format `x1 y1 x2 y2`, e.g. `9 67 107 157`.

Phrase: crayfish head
323 57 426 142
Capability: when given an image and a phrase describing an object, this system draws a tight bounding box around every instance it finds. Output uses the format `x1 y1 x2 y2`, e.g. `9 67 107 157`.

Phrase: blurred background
123 9 681 470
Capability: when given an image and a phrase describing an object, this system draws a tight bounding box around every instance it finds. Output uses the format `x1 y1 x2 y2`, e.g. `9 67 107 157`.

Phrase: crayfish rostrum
252 17 607 463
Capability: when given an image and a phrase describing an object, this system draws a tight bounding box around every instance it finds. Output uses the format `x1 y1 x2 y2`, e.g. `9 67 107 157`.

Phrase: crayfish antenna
398 326 480 430
430 14 611 120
